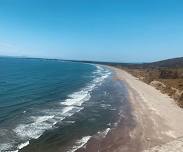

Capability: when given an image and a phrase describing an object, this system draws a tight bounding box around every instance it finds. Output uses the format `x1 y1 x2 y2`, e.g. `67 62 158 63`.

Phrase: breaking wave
0 65 111 152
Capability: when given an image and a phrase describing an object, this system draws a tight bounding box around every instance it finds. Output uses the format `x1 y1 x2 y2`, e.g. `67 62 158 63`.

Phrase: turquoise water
0 57 126 152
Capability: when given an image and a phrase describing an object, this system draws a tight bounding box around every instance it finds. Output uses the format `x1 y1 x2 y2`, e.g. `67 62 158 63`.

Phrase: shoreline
18 64 124 152
75 66 136 152
77 66 183 152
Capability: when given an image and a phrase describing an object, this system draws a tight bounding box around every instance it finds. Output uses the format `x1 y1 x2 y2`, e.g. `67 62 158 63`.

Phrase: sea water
0 57 127 152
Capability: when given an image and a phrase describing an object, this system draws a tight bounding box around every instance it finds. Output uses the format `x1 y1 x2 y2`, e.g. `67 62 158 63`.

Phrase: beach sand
112 67 183 151
77 67 183 152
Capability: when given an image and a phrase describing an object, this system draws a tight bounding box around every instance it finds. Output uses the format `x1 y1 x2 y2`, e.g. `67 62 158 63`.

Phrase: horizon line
0 54 182 64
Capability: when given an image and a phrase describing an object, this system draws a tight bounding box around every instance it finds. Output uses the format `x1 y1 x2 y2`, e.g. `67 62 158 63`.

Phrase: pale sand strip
143 137 183 152
111 67 183 151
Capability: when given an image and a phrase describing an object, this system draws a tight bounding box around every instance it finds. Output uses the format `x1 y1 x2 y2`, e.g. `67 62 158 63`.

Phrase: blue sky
0 0 183 62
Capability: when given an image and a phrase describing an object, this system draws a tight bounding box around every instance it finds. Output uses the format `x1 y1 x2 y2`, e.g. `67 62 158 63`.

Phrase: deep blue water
0 57 126 152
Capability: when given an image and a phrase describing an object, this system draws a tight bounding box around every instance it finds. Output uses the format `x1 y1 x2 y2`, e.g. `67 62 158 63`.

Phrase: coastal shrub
160 69 178 79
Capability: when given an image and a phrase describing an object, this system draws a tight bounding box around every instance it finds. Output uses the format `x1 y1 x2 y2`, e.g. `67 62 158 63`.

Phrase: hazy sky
0 0 183 62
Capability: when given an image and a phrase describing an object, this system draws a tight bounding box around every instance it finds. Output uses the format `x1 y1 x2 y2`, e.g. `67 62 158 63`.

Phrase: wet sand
76 67 183 152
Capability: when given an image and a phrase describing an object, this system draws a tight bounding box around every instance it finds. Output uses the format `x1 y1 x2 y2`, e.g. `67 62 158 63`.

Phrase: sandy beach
77 66 183 152
56 65 183 152
111 67 183 151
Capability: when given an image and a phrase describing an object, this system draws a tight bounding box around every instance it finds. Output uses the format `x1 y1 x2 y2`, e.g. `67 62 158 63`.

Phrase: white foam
65 121 75 124
62 65 110 109
95 65 103 71
62 92 90 107
62 106 74 115
69 136 91 152
11 65 111 152
32 115 55 123
18 141 29 150
100 103 111 108
97 128 111 138
14 115 55 139
103 128 111 137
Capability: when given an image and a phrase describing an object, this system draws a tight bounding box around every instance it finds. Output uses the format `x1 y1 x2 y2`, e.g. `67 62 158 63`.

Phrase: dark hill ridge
149 57 183 68
118 57 183 69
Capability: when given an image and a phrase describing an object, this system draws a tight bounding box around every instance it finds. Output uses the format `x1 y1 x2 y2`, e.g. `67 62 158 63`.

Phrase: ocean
0 57 128 152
